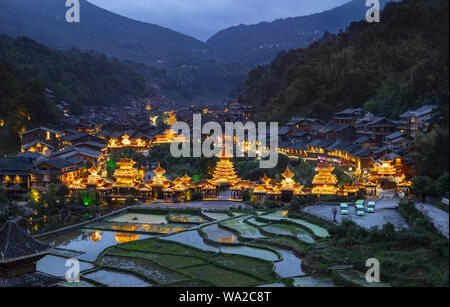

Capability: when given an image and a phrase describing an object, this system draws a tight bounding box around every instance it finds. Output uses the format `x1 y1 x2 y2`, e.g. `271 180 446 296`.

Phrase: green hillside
241 0 449 122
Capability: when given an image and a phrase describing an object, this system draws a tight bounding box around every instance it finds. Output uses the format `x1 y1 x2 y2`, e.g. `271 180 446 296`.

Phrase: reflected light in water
90 231 103 245
218 236 235 243
114 233 140 243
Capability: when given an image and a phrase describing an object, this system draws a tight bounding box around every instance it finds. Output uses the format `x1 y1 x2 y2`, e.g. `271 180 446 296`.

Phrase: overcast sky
88 0 351 41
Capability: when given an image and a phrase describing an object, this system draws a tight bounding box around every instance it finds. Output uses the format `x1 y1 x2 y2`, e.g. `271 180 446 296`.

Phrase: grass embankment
302 201 449 287
97 238 278 287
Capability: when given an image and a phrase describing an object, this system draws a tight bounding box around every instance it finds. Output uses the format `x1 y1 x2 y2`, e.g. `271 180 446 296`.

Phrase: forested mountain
0 35 152 110
241 0 449 122
0 35 154 155
0 0 395 103
0 0 211 67
207 0 392 65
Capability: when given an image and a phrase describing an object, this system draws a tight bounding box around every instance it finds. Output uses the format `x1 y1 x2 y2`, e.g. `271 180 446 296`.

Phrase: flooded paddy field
221 217 265 239
107 213 168 224
83 269 153 287
259 212 329 238
262 224 315 243
35 207 341 287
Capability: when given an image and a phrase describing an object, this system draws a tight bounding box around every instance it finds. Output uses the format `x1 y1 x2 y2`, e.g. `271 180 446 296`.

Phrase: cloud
88 0 350 41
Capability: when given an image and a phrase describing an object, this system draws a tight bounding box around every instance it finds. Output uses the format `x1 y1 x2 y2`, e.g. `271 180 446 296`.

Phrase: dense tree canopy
0 35 153 155
241 0 449 122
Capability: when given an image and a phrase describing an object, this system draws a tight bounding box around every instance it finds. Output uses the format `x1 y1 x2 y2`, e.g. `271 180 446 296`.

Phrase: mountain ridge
207 0 393 65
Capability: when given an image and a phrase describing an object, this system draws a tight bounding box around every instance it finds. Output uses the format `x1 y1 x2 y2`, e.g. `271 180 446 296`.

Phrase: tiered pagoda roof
312 163 338 195
280 167 296 190
113 158 140 187
211 147 240 185
151 163 169 186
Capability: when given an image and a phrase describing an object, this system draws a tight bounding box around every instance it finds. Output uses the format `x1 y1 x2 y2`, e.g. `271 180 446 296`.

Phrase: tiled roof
0 272 62 287
33 157 83 169
0 157 34 173
20 127 61 136
0 219 50 263
22 140 55 151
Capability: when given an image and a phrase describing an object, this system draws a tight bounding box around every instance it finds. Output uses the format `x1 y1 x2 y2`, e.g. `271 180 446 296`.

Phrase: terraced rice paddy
90 221 188 234
84 269 152 287
246 218 268 226
108 213 168 224
43 229 153 262
292 275 336 287
104 238 277 287
40 209 337 287
161 231 219 252
220 246 279 261
100 255 188 284
37 255 94 277
202 224 239 243
221 217 265 239
260 214 329 238
168 214 207 224
262 224 315 243
273 249 304 278
203 212 232 220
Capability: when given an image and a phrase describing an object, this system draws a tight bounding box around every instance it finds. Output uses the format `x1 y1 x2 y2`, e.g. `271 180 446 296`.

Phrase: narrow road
416 203 449 239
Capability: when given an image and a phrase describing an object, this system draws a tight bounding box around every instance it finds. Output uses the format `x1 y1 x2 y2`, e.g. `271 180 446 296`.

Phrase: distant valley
0 0 391 104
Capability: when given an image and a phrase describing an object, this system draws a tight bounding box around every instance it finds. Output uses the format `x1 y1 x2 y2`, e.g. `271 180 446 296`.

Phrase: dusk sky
88 0 351 41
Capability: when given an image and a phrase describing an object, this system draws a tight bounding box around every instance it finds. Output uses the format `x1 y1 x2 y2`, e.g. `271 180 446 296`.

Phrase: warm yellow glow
113 159 140 186
152 163 168 186
121 133 131 146
280 167 296 190
30 189 40 202
211 147 240 185
218 236 235 243
312 163 338 195
90 231 103 244
114 233 140 243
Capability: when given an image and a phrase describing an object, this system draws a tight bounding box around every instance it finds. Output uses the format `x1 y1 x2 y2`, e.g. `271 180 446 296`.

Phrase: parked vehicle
356 204 365 216
367 201 376 213
340 203 349 215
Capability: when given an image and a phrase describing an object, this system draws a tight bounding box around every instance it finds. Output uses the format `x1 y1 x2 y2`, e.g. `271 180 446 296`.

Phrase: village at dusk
0 0 448 293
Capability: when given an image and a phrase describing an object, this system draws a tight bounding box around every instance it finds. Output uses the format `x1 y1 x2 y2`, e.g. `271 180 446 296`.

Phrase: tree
408 125 449 179
412 176 435 201
436 172 449 197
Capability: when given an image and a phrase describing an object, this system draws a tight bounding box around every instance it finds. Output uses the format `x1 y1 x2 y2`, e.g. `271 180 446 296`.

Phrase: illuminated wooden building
21 140 54 157
370 154 411 196
312 163 338 195
106 133 148 152
253 178 268 201
280 167 297 201
230 180 255 200
211 147 240 186
20 127 62 152
68 158 152 203
153 129 186 145
202 183 219 199
163 177 188 202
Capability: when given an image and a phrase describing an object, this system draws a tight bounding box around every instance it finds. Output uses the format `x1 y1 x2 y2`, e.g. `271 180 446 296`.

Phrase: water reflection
44 230 153 262
114 233 140 243
89 231 103 245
